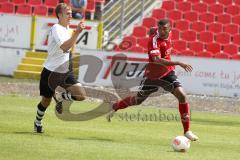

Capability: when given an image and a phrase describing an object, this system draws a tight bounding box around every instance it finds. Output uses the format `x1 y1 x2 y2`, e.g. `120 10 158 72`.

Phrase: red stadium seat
132 26 147 38
184 11 198 22
177 1 191 11
189 42 204 53
16 4 31 15
199 32 214 43
206 43 221 54
191 21 206 32
181 50 195 56
200 13 215 23
216 14 231 24
188 0 199 3
232 15 240 25
214 53 231 59
236 0 240 5
175 20 189 31
218 0 233 6
201 0 216 4
172 40 187 51
215 33 230 44
223 44 238 55
207 23 222 33
138 37 149 49
233 35 240 45
142 17 157 28
232 54 240 60
0 0 9 3
161 1 175 10
168 10 182 20
12 0 26 5
181 31 196 41
1 2 15 13
196 51 213 58
33 5 47 16
44 0 58 7
171 29 180 40
86 0 96 19
86 0 96 12
193 2 207 13
28 0 42 6
121 36 137 48
226 5 239 15
152 9 165 19
209 4 224 15
223 24 238 35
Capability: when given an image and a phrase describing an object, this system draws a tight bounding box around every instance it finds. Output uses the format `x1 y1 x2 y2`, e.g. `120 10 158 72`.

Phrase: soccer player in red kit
107 19 199 141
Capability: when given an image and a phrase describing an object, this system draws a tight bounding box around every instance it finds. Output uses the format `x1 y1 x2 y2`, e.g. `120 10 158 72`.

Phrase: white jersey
44 24 71 73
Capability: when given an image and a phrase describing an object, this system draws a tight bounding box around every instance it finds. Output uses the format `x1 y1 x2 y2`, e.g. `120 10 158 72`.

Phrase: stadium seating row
116 0 240 60
0 0 105 16
151 9 240 24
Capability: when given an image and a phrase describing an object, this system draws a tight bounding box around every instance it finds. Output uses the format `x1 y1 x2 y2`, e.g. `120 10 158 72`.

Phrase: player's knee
178 94 187 103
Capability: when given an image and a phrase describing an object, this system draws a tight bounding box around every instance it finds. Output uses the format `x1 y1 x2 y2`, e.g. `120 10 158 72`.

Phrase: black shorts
40 68 79 98
138 71 181 97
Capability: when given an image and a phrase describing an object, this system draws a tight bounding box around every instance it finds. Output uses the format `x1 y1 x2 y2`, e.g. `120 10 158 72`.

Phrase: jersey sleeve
148 35 161 58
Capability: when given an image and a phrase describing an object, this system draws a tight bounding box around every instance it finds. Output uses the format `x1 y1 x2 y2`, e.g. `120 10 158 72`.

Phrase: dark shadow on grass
13 131 52 137
67 137 114 142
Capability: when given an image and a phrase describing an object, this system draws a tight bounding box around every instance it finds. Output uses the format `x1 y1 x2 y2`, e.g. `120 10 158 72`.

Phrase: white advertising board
35 17 99 51
78 50 240 97
0 14 32 49
0 47 26 76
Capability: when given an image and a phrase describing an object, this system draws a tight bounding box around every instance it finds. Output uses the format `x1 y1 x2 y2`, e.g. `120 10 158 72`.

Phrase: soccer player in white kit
34 3 86 133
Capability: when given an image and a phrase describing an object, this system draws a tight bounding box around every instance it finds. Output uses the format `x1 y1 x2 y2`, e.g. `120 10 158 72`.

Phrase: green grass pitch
0 95 240 160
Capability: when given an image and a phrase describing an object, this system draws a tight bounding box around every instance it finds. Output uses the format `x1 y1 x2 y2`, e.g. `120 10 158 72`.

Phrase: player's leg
172 87 199 141
53 72 86 113
106 78 158 122
34 68 54 133
66 83 86 101
34 96 52 133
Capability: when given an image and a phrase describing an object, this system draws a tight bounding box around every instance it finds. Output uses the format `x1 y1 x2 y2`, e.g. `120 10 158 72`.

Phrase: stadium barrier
78 49 240 98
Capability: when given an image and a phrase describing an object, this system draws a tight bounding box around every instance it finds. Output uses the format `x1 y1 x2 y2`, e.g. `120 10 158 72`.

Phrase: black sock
35 103 47 126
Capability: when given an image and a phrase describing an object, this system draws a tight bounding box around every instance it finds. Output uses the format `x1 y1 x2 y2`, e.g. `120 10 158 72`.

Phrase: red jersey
144 29 175 79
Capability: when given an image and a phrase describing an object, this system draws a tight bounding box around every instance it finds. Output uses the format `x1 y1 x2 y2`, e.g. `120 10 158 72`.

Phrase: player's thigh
40 68 54 98
67 83 86 101
137 78 159 98
160 71 182 93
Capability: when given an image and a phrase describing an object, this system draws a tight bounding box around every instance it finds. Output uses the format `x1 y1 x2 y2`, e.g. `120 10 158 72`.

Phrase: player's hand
76 20 85 33
179 62 193 72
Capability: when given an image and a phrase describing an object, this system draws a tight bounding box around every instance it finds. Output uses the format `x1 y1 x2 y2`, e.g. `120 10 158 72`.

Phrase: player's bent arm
152 55 193 72
60 21 85 53
152 55 180 66
60 30 81 53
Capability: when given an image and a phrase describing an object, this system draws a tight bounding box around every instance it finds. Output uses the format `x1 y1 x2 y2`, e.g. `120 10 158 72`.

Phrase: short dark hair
55 3 70 19
158 19 170 26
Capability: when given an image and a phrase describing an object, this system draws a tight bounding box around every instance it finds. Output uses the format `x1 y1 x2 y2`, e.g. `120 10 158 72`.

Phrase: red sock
112 96 137 111
179 103 190 133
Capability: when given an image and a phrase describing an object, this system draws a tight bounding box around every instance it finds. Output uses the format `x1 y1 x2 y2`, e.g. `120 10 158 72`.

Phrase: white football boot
184 131 199 141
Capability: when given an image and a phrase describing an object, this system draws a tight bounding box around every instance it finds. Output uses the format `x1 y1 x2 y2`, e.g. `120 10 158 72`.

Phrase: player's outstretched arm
60 21 85 52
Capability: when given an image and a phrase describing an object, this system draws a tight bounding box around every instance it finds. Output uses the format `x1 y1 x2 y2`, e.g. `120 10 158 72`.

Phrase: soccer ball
172 136 191 152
